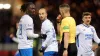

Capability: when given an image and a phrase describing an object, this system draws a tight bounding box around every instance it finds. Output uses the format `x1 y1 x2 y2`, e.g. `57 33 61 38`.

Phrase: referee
58 4 77 56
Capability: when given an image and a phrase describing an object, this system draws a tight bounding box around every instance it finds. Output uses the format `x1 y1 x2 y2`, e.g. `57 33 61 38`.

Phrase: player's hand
92 44 98 51
57 40 60 44
39 34 47 39
39 46 46 53
57 14 62 23
10 34 14 38
63 50 68 56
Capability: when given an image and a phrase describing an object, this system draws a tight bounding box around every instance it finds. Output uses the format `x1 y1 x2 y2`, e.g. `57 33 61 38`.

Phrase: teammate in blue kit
76 12 100 56
39 8 58 56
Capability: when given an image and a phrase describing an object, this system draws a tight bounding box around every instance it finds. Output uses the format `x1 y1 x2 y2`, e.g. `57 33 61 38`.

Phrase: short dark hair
82 12 91 17
20 2 34 12
59 4 70 9
39 8 47 13
59 4 70 13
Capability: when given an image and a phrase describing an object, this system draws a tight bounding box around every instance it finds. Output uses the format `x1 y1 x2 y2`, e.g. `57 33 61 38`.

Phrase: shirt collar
82 23 90 28
42 18 48 23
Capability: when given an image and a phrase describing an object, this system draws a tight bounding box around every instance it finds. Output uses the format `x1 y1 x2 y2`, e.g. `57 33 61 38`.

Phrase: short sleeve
61 19 69 32
41 22 52 34
76 25 81 35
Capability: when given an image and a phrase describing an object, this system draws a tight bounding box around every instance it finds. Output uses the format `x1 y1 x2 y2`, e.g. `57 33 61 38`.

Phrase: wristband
63 48 68 50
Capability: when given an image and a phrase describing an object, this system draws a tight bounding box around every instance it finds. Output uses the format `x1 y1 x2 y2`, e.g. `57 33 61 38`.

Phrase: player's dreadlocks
20 2 34 12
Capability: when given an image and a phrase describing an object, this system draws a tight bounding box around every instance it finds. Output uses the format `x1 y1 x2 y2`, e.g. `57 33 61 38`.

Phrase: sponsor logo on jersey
85 34 93 40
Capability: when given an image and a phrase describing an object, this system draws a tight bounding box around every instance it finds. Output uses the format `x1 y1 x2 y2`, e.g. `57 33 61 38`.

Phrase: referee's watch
63 48 68 50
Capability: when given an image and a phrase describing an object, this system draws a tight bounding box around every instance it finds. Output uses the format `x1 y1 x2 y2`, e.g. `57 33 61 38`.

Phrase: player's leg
44 51 58 56
19 48 33 56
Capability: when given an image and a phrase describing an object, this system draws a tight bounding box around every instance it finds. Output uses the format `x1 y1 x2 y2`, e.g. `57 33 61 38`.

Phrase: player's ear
82 17 85 22
25 9 28 14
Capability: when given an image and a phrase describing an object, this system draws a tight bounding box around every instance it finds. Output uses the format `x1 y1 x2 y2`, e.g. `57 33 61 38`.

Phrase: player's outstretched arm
26 30 47 39
26 30 39 38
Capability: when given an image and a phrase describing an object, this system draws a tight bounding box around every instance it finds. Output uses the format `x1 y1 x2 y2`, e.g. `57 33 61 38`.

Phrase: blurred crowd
0 0 100 43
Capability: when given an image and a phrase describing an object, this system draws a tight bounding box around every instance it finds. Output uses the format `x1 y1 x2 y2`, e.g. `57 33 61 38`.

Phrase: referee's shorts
58 42 77 56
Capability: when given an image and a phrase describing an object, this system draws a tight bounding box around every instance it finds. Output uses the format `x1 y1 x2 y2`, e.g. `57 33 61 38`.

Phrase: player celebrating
17 2 46 56
76 12 100 56
39 8 58 56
